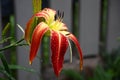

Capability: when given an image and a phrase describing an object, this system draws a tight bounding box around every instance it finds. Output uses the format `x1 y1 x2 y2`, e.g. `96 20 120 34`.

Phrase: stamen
59 29 68 31
68 39 72 63
55 10 64 21
55 14 57 20
66 33 70 36
61 12 64 19
57 10 60 17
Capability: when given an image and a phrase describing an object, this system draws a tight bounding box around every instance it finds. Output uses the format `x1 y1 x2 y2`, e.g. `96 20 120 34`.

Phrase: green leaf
2 23 10 39
0 69 15 80
0 38 25 52
9 65 37 74
0 53 15 80
62 69 84 80
0 53 11 74
0 37 12 44
0 78 7 80
117 37 120 41
93 66 113 80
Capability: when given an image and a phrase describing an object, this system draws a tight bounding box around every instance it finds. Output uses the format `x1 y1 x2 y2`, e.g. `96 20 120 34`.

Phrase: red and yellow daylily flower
25 8 83 77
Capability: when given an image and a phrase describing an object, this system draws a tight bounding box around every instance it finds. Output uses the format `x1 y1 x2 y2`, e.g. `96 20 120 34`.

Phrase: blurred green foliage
0 19 35 80
63 46 120 80
62 69 84 80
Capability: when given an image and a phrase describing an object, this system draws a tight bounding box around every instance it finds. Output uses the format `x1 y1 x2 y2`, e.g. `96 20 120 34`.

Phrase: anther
55 10 64 21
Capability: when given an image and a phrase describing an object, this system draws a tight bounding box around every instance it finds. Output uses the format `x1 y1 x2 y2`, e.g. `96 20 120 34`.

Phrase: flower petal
25 8 56 44
29 22 49 64
68 34 83 70
35 8 56 24
25 16 34 44
51 30 68 77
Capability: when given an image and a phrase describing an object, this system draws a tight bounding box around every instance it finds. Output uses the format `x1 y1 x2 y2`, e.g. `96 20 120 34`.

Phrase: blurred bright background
0 0 120 80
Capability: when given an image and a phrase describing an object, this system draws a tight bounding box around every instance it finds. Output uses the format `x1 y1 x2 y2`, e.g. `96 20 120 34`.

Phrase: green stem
32 0 42 14
0 54 11 75
0 38 26 52
0 53 15 80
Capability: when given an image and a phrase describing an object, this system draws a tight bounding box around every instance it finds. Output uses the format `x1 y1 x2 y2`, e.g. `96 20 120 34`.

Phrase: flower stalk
32 0 42 14
0 38 26 52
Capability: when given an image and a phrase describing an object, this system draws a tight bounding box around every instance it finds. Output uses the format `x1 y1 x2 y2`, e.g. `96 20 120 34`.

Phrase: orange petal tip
80 61 83 71
29 61 32 65
80 66 83 71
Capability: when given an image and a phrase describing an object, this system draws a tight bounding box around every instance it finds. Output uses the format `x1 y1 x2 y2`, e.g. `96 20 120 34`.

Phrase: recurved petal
35 8 56 24
29 22 49 64
67 34 83 70
51 30 68 77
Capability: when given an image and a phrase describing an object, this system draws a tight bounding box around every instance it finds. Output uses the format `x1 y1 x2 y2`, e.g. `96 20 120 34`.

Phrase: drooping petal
51 30 68 77
29 22 49 64
67 34 83 70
